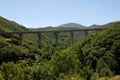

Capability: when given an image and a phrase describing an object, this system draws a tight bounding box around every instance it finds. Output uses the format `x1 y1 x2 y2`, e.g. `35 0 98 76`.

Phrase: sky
0 0 120 28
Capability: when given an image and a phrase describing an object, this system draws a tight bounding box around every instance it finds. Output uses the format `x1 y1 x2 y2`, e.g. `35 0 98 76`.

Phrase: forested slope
69 25 120 79
0 16 120 80
0 16 30 32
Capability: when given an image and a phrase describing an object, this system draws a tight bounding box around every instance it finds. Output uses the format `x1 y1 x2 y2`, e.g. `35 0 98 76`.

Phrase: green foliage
80 66 93 80
69 25 120 79
0 41 35 63
51 50 81 75
56 72 85 80
0 71 5 80
90 72 99 80
99 68 113 77
0 62 25 80
0 16 29 32
0 16 120 79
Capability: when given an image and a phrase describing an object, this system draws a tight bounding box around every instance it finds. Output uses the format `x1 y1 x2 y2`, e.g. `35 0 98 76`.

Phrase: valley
0 16 120 80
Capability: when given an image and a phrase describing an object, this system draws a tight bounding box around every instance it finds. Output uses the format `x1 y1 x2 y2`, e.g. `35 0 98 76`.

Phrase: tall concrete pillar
53 32 58 47
84 30 88 36
70 32 74 44
19 33 23 45
38 33 42 48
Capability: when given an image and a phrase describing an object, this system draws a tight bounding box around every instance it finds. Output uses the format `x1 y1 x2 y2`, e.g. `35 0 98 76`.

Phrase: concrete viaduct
0 28 104 48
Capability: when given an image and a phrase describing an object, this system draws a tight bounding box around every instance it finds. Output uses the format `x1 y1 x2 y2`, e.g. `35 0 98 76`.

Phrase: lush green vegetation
0 16 120 80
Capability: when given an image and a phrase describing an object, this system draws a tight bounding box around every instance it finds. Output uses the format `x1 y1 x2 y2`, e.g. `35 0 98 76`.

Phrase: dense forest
0 16 120 80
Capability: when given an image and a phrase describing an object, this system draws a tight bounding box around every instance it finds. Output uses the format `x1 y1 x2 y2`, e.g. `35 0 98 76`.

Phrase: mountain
56 23 86 30
30 26 57 31
89 24 100 28
31 23 86 31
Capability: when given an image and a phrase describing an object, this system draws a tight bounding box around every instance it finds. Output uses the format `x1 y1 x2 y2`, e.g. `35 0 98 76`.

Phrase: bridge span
0 28 104 48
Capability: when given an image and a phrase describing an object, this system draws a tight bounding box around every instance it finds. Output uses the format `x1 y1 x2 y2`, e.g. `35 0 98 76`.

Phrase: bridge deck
0 28 105 48
0 28 103 34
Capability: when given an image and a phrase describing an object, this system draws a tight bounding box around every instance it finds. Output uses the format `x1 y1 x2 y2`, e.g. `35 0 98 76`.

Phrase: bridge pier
38 33 42 48
70 32 74 44
19 33 23 45
0 28 104 48
53 32 58 47
84 30 88 36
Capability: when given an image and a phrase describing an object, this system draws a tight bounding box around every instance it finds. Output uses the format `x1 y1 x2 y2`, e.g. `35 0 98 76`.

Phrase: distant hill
30 26 57 31
30 21 120 43
33 21 120 31
56 23 86 30
89 21 120 29
100 21 120 28
32 21 120 31
31 23 86 31
89 24 100 28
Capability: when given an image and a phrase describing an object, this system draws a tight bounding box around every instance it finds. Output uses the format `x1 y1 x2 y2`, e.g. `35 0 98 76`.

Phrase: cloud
23 25 28 27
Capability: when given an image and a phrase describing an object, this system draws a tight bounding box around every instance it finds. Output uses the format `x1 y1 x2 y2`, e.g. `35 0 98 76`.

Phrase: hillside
89 24 100 28
30 26 58 31
0 16 41 63
101 21 120 28
0 16 40 49
89 21 120 29
69 25 120 79
31 23 86 31
56 23 86 30
0 16 29 32
0 16 120 80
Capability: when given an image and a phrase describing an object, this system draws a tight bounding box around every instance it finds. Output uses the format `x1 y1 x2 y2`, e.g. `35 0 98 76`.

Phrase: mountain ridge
56 23 86 29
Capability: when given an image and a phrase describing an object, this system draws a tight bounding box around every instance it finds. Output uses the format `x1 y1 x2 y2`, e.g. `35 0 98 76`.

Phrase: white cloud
23 25 28 27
